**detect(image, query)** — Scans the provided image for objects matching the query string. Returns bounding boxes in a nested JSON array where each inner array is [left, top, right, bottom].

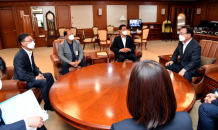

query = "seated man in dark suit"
[[198, 89, 218, 130], [0, 57, 46, 130], [13, 33, 54, 111], [165, 26, 201, 82], [59, 29, 87, 75], [110, 24, 139, 62]]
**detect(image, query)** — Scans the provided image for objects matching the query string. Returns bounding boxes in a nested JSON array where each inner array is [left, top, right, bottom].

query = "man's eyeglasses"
[[179, 33, 188, 35], [23, 39, 35, 43]]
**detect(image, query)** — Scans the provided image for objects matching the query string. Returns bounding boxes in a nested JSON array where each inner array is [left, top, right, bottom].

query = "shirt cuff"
[[23, 119, 29, 129], [35, 77, 37, 80], [215, 91, 218, 98]]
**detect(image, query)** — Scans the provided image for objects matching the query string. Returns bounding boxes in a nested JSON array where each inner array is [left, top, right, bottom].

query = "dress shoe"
[[44, 103, 54, 111]]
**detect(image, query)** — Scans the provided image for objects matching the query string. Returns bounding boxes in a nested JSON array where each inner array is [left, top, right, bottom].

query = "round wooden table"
[[49, 62, 196, 130]]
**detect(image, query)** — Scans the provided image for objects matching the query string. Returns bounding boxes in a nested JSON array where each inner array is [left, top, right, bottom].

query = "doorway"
[[0, 7, 18, 49]]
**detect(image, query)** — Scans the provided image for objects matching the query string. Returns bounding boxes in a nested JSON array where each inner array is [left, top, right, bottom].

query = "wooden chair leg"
[[83, 43, 85, 50], [138, 43, 140, 48], [100, 44, 101, 51], [141, 42, 142, 51], [145, 42, 147, 50], [93, 42, 95, 50]]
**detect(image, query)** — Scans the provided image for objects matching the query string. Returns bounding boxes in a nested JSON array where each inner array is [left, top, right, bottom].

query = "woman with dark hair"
[[111, 60, 193, 130]]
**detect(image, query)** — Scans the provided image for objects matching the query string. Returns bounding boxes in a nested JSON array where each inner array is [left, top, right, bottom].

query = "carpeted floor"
[[0, 40, 201, 130]]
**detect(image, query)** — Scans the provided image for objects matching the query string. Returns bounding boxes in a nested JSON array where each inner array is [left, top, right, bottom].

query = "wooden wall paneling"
[[157, 4, 168, 23], [56, 5, 70, 29], [127, 4, 139, 28], [93, 3, 107, 29], [0, 36, 2, 50], [206, 4, 218, 21], [192, 4, 207, 27], [0, 7, 19, 49], [33, 16, 39, 37], [14, 6, 31, 36], [22, 15, 34, 40]]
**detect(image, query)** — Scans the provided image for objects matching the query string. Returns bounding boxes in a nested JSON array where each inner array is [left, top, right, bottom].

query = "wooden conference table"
[[49, 62, 196, 130]]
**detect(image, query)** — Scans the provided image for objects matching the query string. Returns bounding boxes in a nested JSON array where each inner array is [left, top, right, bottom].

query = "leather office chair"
[[106, 35, 142, 63], [50, 39, 91, 80], [159, 40, 218, 96], [1, 67, 42, 104], [81, 29, 95, 50], [134, 29, 149, 50], [98, 29, 110, 51]]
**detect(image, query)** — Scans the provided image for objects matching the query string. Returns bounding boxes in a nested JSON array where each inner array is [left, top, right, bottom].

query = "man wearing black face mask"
[[13, 33, 54, 111], [110, 24, 139, 62], [59, 29, 87, 75]]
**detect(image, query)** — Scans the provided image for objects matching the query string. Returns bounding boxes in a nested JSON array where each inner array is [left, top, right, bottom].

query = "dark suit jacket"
[[110, 112, 193, 130], [110, 35, 136, 55], [170, 38, 201, 72], [0, 109, 26, 130], [13, 48, 41, 82]]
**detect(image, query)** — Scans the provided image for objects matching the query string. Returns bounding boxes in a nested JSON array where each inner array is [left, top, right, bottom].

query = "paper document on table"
[[97, 52, 107, 56], [0, 90, 49, 127]]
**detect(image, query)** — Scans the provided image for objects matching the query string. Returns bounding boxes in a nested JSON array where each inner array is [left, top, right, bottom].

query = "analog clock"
[[45, 11, 57, 47]]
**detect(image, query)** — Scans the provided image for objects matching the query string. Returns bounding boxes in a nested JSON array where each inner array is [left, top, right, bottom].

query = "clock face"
[[47, 13, 53, 20]]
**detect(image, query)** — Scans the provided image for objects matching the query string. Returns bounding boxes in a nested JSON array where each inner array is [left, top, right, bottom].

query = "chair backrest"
[[59, 28, 66, 37], [1, 67, 14, 80], [107, 25, 114, 34], [142, 29, 149, 40], [109, 35, 116, 47], [98, 30, 107, 41], [199, 40, 218, 64], [142, 26, 148, 29], [53, 39, 65, 56], [70, 27, 77, 36], [92, 26, 98, 36]]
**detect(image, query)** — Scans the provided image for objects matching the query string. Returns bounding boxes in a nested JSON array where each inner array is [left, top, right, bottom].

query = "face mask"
[[122, 30, 127, 36], [179, 35, 186, 42], [69, 35, 74, 41], [27, 41, 35, 49], [0, 79, 2, 90]]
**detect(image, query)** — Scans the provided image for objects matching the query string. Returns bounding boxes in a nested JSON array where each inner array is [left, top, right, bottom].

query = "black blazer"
[[110, 35, 136, 55], [13, 48, 41, 82], [110, 112, 193, 130], [171, 39, 201, 72], [0, 109, 26, 130]]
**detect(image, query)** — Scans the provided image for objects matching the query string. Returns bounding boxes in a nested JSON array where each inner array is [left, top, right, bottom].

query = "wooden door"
[[0, 7, 18, 49]]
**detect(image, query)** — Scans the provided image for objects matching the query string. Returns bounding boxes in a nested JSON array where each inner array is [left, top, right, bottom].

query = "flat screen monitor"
[[129, 19, 142, 28], [209, 21, 218, 30]]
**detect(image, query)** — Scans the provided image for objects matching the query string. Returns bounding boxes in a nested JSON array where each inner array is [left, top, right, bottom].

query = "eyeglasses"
[[23, 39, 35, 43], [179, 33, 188, 35]]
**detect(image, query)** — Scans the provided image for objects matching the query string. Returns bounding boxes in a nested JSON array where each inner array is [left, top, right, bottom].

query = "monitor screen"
[[129, 19, 142, 28]]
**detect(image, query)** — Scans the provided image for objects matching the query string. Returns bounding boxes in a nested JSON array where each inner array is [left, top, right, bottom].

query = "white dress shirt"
[[182, 38, 192, 54], [121, 35, 126, 48]]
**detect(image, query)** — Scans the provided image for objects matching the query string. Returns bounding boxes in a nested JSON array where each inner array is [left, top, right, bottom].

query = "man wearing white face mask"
[[13, 33, 54, 111], [0, 57, 47, 130], [110, 24, 139, 62], [165, 26, 201, 82], [59, 29, 87, 75]]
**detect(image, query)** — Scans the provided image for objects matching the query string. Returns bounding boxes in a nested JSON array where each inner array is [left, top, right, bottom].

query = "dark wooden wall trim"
[[0, 0, 217, 49]]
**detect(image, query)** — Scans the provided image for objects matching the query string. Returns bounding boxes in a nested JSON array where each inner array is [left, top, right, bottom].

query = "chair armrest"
[[134, 49, 142, 59], [106, 48, 115, 62], [202, 64, 218, 74], [17, 81, 27, 89], [1, 80, 19, 90], [50, 54, 62, 67]]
